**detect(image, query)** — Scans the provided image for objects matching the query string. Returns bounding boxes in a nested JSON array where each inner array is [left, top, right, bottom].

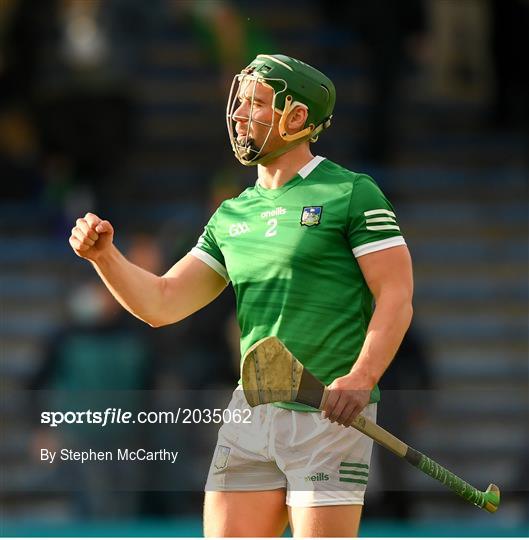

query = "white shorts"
[[205, 387, 376, 507]]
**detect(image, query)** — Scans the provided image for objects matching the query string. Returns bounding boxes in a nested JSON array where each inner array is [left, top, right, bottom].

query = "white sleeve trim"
[[352, 236, 406, 258], [190, 247, 230, 283]]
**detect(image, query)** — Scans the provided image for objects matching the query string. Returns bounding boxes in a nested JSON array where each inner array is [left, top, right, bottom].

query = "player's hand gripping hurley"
[[241, 337, 500, 513]]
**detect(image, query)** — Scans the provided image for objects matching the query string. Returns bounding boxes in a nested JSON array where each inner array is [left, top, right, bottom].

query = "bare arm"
[[323, 245, 414, 425], [69, 213, 227, 327], [351, 245, 414, 386]]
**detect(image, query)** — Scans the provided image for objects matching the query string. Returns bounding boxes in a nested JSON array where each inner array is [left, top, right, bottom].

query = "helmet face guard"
[[226, 54, 336, 166], [226, 72, 287, 166]]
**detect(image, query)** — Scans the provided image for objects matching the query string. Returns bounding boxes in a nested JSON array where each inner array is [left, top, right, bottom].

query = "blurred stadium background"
[[1, 0, 527, 537]]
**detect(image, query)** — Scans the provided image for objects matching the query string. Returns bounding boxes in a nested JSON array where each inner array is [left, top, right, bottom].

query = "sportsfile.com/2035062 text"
[[40, 408, 252, 427]]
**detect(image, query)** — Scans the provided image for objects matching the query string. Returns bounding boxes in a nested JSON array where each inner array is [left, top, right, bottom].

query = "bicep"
[[356, 245, 413, 301], [160, 253, 228, 324]]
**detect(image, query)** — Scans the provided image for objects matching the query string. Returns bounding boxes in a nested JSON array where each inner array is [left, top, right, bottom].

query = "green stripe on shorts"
[[339, 470, 369, 477], [339, 478, 368, 485], [340, 462, 369, 468]]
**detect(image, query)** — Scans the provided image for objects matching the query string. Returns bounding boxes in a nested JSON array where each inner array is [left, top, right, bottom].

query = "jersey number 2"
[[265, 218, 278, 237]]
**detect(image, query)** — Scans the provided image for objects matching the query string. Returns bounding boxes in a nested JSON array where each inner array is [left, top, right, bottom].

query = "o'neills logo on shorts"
[[305, 472, 329, 482]]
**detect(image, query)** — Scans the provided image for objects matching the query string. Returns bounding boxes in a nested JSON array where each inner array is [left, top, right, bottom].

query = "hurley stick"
[[241, 336, 500, 513]]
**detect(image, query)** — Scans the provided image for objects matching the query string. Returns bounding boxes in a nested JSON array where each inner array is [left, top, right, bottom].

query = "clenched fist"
[[69, 212, 114, 261]]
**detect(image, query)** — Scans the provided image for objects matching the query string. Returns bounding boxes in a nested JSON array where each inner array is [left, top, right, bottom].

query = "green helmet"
[[226, 54, 336, 165]]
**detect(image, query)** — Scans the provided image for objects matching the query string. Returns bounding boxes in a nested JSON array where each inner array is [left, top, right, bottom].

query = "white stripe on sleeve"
[[364, 209, 396, 217], [366, 216, 397, 224], [352, 236, 406, 258], [190, 247, 230, 283], [366, 224, 401, 231]]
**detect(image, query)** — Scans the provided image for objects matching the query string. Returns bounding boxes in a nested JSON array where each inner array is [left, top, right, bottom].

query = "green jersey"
[[192, 156, 405, 410]]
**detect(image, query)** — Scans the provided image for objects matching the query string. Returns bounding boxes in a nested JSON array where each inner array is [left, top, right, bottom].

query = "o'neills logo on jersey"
[[305, 472, 330, 482], [261, 207, 287, 219]]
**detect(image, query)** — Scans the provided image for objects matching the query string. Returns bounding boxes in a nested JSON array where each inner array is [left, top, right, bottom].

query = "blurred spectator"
[[0, 0, 165, 207], [32, 280, 153, 392], [168, 0, 274, 91], [30, 281, 153, 518], [427, 0, 492, 100], [320, 0, 427, 164]]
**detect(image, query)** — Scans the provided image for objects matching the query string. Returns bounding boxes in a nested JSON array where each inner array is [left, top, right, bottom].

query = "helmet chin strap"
[[244, 116, 331, 166], [236, 137, 260, 161]]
